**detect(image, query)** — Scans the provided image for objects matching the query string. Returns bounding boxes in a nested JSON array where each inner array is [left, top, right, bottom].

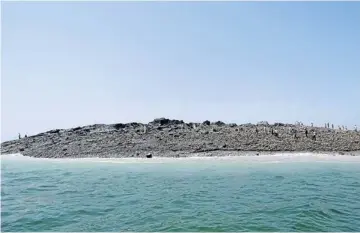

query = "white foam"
[[1, 152, 360, 164]]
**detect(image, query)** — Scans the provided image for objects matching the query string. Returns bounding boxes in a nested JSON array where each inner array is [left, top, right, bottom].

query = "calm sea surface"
[[1, 154, 360, 232]]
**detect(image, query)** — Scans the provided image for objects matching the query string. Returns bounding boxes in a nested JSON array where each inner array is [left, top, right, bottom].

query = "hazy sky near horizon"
[[2, 2, 360, 141]]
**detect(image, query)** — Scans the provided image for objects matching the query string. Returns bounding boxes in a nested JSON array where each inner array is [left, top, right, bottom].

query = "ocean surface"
[[1, 153, 360, 232]]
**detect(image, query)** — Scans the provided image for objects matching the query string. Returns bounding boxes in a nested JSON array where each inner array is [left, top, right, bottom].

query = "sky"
[[1, 2, 360, 141]]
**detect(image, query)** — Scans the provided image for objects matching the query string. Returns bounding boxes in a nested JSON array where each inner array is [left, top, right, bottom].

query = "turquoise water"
[[1, 155, 360, 232]]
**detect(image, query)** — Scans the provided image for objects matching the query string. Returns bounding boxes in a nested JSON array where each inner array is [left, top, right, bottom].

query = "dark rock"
[[203, 120, 211, 126], [151, 118, 170, 126], [274, 122, 285, 127], [113, 123, 126, 130], [229, 123, 237, 127], [170, 120, 184, 125], [128, 122, 140, 127], [19, 148, 25, 152], [146, 153, 152, 158], [214, 121, 225, 126], [47, 129, 61, 134]]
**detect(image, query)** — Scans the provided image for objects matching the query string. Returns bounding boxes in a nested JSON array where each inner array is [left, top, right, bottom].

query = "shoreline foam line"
[[2, 153, 360, 164]]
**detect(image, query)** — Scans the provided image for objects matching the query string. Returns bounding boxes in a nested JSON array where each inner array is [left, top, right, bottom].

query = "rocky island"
[[1, 118, 360, 158]]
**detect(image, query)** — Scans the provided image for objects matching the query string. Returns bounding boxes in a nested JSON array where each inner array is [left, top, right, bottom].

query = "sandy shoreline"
[[2, 151, 360, 164]]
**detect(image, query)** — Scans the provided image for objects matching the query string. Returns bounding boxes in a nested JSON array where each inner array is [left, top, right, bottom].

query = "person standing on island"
[[305, 128, 308, 138], [18, 133, 21, 139], [312, 131, 316, 141]]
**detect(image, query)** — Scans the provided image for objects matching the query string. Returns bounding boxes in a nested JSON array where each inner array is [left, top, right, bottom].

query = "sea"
[[1, 153, 360, 232]]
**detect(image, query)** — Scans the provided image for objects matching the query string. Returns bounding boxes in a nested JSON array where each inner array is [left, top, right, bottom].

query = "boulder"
[[274, 122, 285, 127], [113, 123, 126, 130], [214, 121, 225, 126], [151, 118, 170, 126], [146, 153, 152, 158], [128, 122, 140, 127], [47, 129, 61, 134], [202, 120, 211, 126], [170, 120, 184, 125]]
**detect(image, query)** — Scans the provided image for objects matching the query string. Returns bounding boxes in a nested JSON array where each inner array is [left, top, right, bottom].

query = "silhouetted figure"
[[305, 129, 308, 137], [312, 131, 316, 141], [332, 124, 334, 129], [25, 134, 27, 138], [327, 123, 330, 128], [271, 128, 274, 135], [18, 133, 21, 139]]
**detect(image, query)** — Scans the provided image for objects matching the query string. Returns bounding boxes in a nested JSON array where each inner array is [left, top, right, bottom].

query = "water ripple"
[[2, 158, 360, 231]]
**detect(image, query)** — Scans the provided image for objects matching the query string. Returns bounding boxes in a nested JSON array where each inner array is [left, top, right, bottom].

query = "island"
[[1, 118, 359, 158]]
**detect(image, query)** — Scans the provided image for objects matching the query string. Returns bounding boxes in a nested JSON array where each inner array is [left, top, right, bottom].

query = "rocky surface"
[[1, 118, 360, 158]]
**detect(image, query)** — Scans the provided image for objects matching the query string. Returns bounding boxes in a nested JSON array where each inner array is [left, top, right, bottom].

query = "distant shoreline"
[[1, 118, 359, 158]]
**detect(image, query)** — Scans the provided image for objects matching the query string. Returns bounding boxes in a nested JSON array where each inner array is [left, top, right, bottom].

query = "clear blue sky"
[[2, 2, 360, 141]]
